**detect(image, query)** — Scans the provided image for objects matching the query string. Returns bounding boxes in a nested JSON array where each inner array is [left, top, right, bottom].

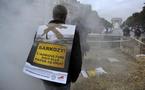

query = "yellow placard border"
[[33, 42, 67, 68]]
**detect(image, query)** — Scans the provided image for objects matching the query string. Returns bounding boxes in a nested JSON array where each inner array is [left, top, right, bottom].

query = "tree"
[[100, 18, 113, 30], [122, 3, 145, 31]]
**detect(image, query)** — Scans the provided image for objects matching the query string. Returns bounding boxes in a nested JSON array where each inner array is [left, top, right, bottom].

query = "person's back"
[[42, 5, 82, 90]]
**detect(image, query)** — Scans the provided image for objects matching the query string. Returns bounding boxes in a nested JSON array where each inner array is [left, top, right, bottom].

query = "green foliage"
[[123, 4, 145, 29], [100, 18, 113, 29]]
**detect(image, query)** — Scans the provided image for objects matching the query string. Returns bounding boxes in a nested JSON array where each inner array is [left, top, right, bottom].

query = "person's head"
[[53, 5, 67, 22]]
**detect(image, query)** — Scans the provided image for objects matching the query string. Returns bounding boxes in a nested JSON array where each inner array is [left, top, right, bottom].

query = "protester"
[[134, 28, 141, 39], [41, 5, 82, 90]]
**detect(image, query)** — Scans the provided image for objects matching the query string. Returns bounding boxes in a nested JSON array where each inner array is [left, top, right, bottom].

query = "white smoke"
[[0, 0, 104, 90], [0, 0, 58, 90]]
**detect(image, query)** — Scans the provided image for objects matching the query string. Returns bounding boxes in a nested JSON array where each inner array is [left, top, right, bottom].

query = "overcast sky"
[[77, 0, 145, 21]]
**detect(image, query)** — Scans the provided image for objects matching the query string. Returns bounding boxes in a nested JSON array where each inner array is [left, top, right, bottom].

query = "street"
[[72, 34, 145, 90]]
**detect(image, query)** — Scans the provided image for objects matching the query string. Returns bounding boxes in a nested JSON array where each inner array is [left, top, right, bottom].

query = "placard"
[[23, 24, 76, 84], [33, 43, 67, 68]]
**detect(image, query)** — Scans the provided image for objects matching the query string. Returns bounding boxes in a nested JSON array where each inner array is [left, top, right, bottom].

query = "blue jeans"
[[43, 80, 71, 90]]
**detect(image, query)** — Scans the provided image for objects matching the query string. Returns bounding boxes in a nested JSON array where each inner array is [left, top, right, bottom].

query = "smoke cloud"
[[0, 0, 103, 90], [0, 0, 58, 90]]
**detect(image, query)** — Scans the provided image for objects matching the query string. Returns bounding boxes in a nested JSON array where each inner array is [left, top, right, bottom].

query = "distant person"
[[123, 26, 130, 37], [41, 5, 82, 90], [134, 28, 141, 39]]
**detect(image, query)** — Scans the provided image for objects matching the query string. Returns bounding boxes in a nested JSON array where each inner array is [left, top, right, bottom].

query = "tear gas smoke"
[[0, 0, 104, 90]]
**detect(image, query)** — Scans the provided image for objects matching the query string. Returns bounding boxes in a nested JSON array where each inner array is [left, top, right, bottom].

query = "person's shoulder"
[[74, 28, 80, 36], [49, 19, 65, 24]]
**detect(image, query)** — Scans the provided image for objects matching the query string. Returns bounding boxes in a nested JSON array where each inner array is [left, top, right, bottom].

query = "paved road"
[[83, 34, 136, 75], [83, 47, 136, 75], [71, 37, 138, 90]]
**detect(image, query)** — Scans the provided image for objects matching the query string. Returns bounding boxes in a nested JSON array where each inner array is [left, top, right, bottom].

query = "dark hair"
[[53, 5, 67, 21]]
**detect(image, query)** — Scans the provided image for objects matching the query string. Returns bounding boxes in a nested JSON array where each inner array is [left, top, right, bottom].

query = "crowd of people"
[[122, 25, 145, 39]]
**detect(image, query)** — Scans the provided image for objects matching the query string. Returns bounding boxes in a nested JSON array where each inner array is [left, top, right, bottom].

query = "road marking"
[[107, 57, 120, 63]]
